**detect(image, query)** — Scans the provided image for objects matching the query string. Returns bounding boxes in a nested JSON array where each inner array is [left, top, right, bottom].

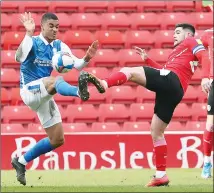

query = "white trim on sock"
[[18, 155, 27, 166], [155, 171, 166, 178], [204, 156, 211, 163], [102, 80, 108, 89]]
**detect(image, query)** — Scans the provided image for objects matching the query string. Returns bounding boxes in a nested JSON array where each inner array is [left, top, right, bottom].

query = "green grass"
[[1, 169, 213, 192], [203, 0, 213, 6]]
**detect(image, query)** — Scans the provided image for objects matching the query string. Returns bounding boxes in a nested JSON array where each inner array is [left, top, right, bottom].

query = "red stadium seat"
[[1, 50, 19, 68], [172, 103, 192, 121], [76, 86, 108, 105], [195, 30, 206, 39], [84, 67, 110, 79], [191, 103, 207, 121], [166, 121, 184, 131], [95, 30, 125, 49], [1, 69, 19, 87], [130, 13, 161, 31], [1, 88, 11, 105], [125, 31, 155, 49], [140, 1, 167, 12], [181, 86, 198, 104], [185, 121, 206, 131], [160, 13, 194, 30], [55, 13, 72, 32], [99, 104, 130, 122], [154, 30, 174, 48], [90, 49, 120, 67], [63, 30, 95, 49], [130, 103, 154, 121], [91, 122, 121, 132], [136, 86, 155, 103], [57, 105, 67, 122], [197, 87, 207, 103], [19, 1, 50, 13], [28, 123, 46, 133], [49, 1, 81, 13], [71, 13, 101, 31], [191, 68, 202, 85], [101, 13, 131, 31], [122, 122, 150, 131], [3, 31, 25, 50], [190, 12, 213, 30], [118, 49, 146, 67], [108, 1, 140, 13], [167, 1, 196, 12], [80, 1, 109, 13], [1, 124, 27, 133], [107, 86, 137, 104], [63, 123, 89, 132], [53, 94, 75, 105], [71, 49, 86, 58], [11, 87, 23, 105], [2, 106, 37, 123], [1, 1, 20, 13], [148, 49, 172, 65], [1, 14, 12, 32], [66, 104, 99, 123]]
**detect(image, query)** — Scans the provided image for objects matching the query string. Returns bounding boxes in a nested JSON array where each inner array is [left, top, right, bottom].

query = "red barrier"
[[2, 132, 212, 170]]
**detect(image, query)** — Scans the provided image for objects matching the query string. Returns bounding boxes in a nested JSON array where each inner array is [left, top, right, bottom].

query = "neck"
[[41, 33, 53, 44]]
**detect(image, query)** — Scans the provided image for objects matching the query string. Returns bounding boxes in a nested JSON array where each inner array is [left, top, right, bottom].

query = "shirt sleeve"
[[200, 32, 208, 48], [186, 37, 206, 55], [145, 57, 163, 69]]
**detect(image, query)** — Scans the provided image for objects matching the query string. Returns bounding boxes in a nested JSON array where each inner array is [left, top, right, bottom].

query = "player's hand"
[[84, 40, 99, 62], [20, 12, 35, 36], [134, 46, 148, 61], [201, 78, 211, 94]]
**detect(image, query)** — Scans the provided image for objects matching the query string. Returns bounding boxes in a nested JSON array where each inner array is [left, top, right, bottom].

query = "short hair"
[[41, 12, 58, 23], [175, 23, 195, 35]]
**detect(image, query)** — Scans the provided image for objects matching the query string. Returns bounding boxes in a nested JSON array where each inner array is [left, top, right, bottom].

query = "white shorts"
[[20, 78, 62, 128]]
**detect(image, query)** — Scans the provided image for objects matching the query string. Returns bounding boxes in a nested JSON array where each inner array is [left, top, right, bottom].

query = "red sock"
[[203, 129, 213, 156], [153, 139, 167, 171], [105, 72, 128, 88]]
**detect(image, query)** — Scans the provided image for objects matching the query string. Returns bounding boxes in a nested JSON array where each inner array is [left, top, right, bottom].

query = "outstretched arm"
[[15, 12, 35, 63], [134, 46, 163, 69]]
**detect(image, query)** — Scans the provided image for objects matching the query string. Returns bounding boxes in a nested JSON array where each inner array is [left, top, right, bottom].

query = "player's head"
[[174, 23, 195, 46], [41, 13, 59, 43]]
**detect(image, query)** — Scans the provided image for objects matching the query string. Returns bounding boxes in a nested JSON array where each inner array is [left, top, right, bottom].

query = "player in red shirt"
[[78, 23, 209, 187], [200, 28, 213, 179]]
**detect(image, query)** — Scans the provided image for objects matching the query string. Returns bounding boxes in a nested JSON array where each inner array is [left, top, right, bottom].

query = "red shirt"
[[200, 28, 213, 78]]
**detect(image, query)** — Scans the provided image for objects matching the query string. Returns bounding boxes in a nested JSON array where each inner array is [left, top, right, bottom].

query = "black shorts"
[[143, 66, 184, 124], [207, 81, 214, 115]]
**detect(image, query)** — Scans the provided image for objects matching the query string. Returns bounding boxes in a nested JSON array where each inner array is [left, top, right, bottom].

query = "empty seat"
[[1, 88, 11, 105], [53, 94, 75, 105], [99, 104, 130, 122], [195, 30, 206, 39], [19, 1, 50, 13], [28, 123, 46, 133], [1, 50, 19, 68], [185, 121, 206, 131], [66, 104, 99, 123], [49, 1, 81, 13], [11, 87, 23, 105], [140, 1, 167, 12], [1, 124, 27, 133], [125, 31, 154, 49], [71, 49, 86, 58], [148, 49, 172, 65], [197, 87, 207, 103], [3, 106, 37, 123], [166, 121, 184, 131], [3, 31, 25, 50], [122, 121, 150, 131], [71, 13, 101, 30], [130, 13, 161, 31], [56, 13, 72, 32], [63, 30, 95, 49], [130, 103, 154, 121], [90, 49, 120, 67], [80, 1, 109, 13], [1, 69, 19, 87], [108, 86, 137, 104], [108, 1, 140, 13], [1, 14, 12, 32], [118, 49, 146, 67], [154, 30, 174, 48], [101, 13, 131, 31], [181, 86, 198, 104], [1, 1, 19, 13], [136, 86, 155, 103], [92, 122, 121, 132], [63, 123, 89, 132], [191, 68, 202, 85], [167, 1, 196, 12], [172, 103, 192, 121], [95, 30, 125, 49], [84, 67, 110, 79], [190, 12, 213, 30], [191, 103, 207, 121]]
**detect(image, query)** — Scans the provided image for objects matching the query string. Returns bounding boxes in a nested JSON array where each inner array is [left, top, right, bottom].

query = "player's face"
[[173, 27, 192, 46], [41, 19, 59, 42]]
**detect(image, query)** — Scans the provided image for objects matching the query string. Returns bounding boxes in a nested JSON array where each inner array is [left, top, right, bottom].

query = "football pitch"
[[1, 169, 213, 192]]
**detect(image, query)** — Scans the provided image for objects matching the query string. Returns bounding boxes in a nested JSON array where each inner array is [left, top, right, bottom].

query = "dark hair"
[[41, 12, 58, 23], [175, 23, 195, 35]]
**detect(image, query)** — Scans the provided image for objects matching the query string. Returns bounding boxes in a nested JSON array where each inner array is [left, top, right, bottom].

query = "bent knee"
[[50, 137, 65, 148]]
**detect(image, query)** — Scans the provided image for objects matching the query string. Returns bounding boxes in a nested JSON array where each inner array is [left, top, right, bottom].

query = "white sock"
[[155, 170, 166, 178], [18, 155, 28, 166], [101, 80, 108, 89], [204, 156, 211, 164]]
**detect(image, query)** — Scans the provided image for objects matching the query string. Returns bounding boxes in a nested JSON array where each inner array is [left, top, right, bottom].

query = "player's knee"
[[51, 136, 65, 148], [120, 67, 132, 80]]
